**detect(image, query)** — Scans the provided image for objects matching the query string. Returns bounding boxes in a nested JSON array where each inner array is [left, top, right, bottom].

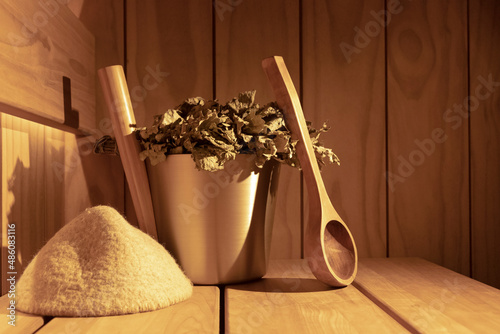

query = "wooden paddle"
[[98, 65, 158, 240], [262, 56, 357, 287]]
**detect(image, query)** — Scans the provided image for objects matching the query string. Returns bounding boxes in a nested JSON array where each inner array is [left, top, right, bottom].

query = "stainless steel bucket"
[[147, 154, 280, 284]]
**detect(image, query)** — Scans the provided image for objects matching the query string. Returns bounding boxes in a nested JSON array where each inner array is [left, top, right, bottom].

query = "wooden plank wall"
[[0, 0, 96, 133], [387, 1, 470, 274], [126, 0, 500, 288], [469, 0, 500, 288], [126, 0, 303, 259], [215, 0, 302, 259], [2, 0, 498, 293], [0, 0, 125, 294], [302, 0, 387, 258]]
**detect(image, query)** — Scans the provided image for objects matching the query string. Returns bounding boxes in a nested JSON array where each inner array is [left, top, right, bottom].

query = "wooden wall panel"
[[1, 115, 47, 296], [0, 0, 95, 133], [125, 0, 213, 228], [126, 0, 213, 127], [77, 0, 126, 218], [387, 0, 469, 275], [302, 0, 386, 258], [216, 0, 301, 259], [469, 0, 500, 288], [0, 114, 89, 295], [2, 0, 499, 293], [0, 0, 125, 294], [80, 0, 125, 133]]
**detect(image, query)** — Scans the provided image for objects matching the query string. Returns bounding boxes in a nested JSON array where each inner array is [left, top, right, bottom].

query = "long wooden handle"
[[98, 65, 158, 240], [262, 56, 328, 207]]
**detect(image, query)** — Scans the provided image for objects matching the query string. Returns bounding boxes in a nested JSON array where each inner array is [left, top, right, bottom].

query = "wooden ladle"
[[262, 56, 358, 287]]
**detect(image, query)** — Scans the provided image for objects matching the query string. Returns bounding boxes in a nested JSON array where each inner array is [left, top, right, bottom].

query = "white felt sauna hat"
[[16, 205, 193, 316]]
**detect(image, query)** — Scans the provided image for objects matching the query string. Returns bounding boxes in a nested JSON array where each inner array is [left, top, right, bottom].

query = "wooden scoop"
[[262, 56, 357, 287], [98, 65, 158, 240]]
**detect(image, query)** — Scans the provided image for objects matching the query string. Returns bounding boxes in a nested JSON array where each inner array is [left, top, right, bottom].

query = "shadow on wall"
[[1, 118, 125, 294], [3, 145, 67, 294]]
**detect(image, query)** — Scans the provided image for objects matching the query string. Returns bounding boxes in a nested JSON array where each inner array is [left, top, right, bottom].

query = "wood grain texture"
[[387, 0, 469, 274], [354, 257, 500, 333], [126, 0, 212, 127], [125, 0, 213, 229], [0, 0, 95, 132], [225, 259, 406, 333], [469, 0, 500, 289], [262, 56, 357, 287], [98, 66, 158, 239], [79, 0, 125, 135], [302, 0, 387, 258], [0, 294, 44, 334], [0, 0, 125, 294], [37, 286, 219, 334], [0, 114, 88, 295], [216, 0, 301, 259], [0, 117, 123, 295], [2, 114, 51, 295], [77, 0, 126, 223]]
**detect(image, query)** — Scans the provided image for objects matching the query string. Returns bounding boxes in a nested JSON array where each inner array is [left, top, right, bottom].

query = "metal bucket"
[[147, 154, 280, 284]]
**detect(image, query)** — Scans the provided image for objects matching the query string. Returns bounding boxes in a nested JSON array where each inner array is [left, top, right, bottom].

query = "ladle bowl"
[[262, 56, 358, 287]]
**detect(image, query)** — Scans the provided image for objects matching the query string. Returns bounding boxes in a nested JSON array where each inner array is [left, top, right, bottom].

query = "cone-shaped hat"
[[16, 205, 192, 316]]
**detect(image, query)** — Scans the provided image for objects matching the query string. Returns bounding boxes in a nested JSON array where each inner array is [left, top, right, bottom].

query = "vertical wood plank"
[[2, 114, 46, 295], [0, 0, 95, 133], [77, 0, 126, 216], [469, 0, 500, 289], [1, 0, 126, 295], [1, 114, 72, 295], [216, 0, 301, 259], [126, 0, 213, 228], [126, 0, 213, 127], [302, 0, 387, 258], [387, 0, 469, 274], [79, 0, 125, 131]]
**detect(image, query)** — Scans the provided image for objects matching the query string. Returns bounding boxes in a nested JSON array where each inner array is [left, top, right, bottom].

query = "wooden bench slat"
[[354, 257, 500, 333], [225, 259, 407, 333], [0, 294, 45, 334], [37, 286, 219, 334]]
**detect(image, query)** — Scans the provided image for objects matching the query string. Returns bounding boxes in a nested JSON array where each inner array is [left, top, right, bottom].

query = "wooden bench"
[[1, 258, 499, 333]]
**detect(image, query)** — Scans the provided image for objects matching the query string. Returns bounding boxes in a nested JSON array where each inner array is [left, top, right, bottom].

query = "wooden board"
[[37, 286, 219, 334], [0, 0, 125, 294], [79, 0, 125, 131], [225, 259, 406, 333], [0, 114, 118, 295], [126, 0, 212, 127], [1, 114, 66, 295], [125, 0, 213, 229], [386, 0, 469, 274], [302, 0, 387, 258], [0, 0, 95, 133], [216, 0, 301, 259], [0, 294, 45, 334], [77, 0, 127, 227], [354, 257, 500, 333], [469, 0, 500, 289]]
